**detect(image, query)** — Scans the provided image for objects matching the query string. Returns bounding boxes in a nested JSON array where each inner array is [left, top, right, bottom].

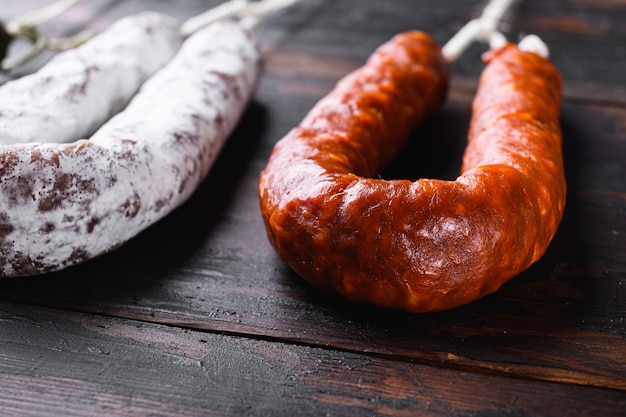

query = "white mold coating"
[[0, 20, 261, 276], [0, 12, 183, 145]]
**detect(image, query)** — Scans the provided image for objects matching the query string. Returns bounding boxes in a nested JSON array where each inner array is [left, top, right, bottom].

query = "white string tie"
[[180, 0, 301, 36], [442, 0, 516, 62]]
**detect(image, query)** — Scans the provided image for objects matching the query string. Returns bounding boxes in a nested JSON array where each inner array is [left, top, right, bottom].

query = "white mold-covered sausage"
[[0, 11, 183, 144], [0, 20, 260, 276]]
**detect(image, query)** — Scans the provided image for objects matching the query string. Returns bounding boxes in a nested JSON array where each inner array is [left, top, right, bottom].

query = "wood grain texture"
[[2, 303, 625, 417], [1, 0, 625, 415]]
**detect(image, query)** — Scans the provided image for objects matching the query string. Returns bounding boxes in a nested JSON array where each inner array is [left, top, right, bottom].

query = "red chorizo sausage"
[[258, 33, 565, 312]]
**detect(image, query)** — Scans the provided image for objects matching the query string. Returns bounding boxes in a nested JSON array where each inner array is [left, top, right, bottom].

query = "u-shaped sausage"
[[258, 32, 565, 312]]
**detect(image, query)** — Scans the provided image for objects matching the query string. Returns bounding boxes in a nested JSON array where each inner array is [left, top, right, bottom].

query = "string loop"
[[442, 0, 516, 62]]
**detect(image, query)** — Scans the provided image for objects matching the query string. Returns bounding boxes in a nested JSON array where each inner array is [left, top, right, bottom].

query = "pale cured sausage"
[[0, 12, 183, 145], [0, 20, 260, 276]]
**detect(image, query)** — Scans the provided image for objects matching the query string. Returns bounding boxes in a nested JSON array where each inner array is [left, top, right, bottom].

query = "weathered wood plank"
[[1, 303, 625, 417]]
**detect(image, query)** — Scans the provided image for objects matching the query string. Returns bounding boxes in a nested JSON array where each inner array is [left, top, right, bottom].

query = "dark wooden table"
[[1, 0, 625, 415]]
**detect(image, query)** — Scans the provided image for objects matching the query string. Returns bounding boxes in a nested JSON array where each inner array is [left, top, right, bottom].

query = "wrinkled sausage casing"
[[258, 31, 565, 313]]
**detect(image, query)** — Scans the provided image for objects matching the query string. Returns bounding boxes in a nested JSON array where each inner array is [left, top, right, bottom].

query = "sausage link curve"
[[258, 33, 565, 312]]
